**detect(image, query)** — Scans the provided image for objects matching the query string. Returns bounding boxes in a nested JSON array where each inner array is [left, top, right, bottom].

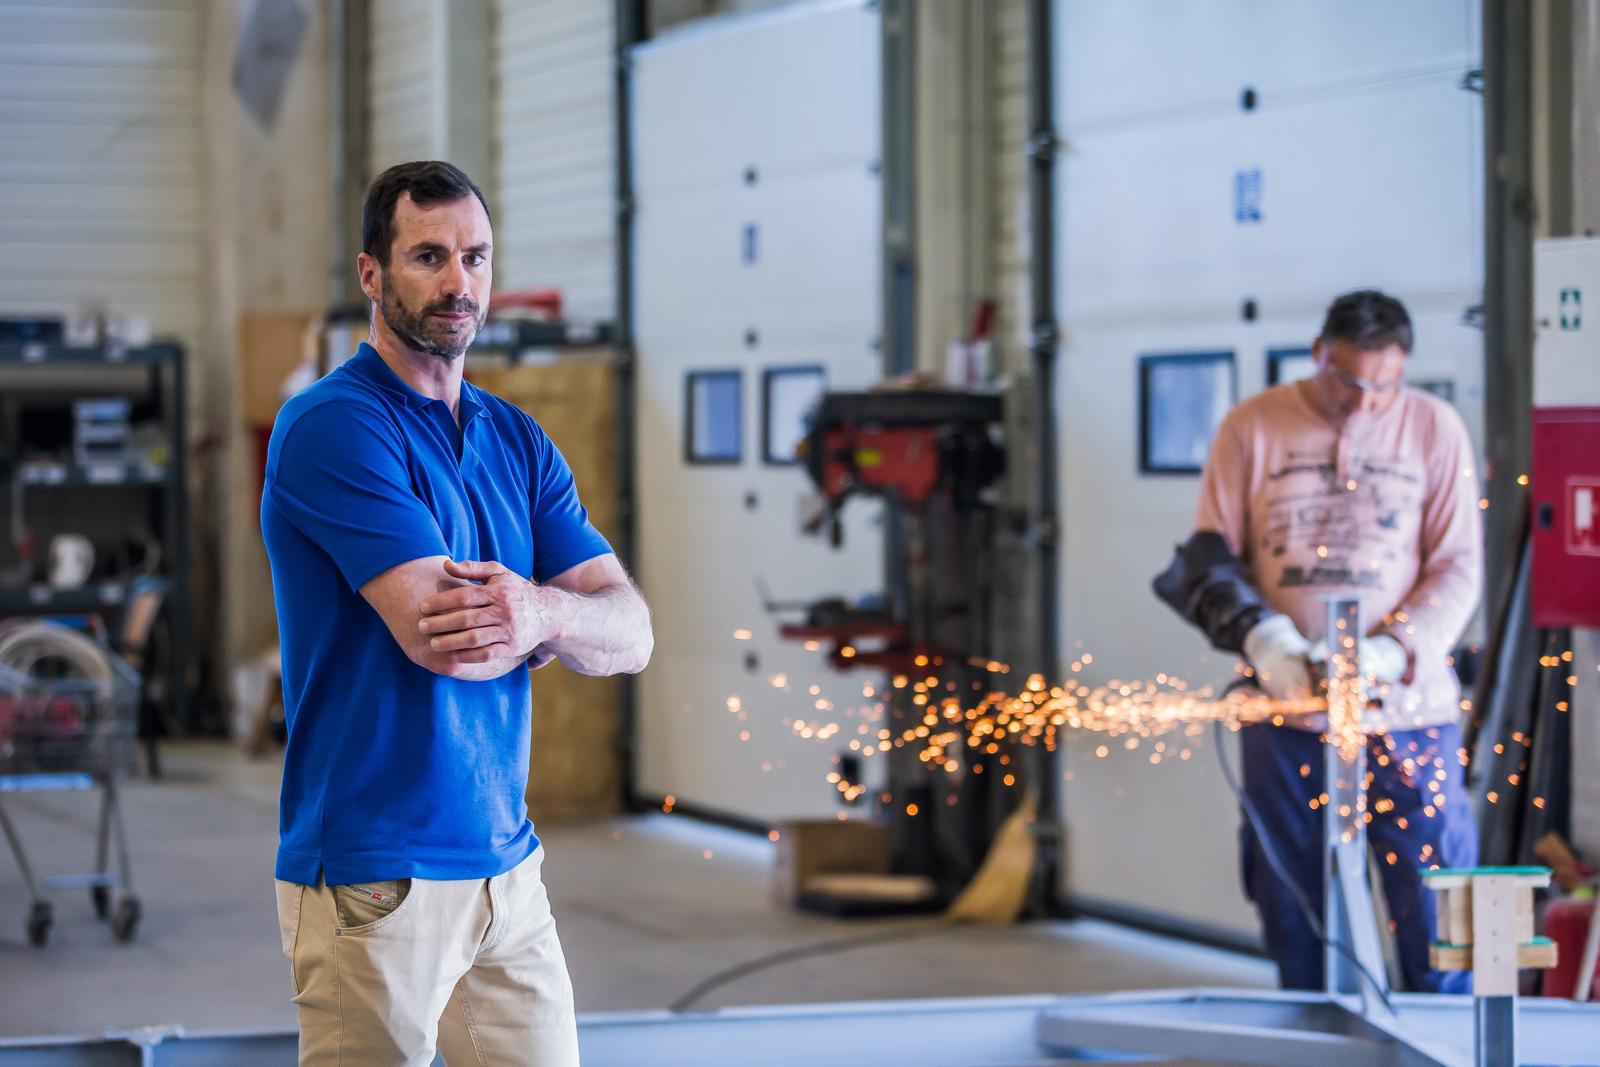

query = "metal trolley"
[[0, 652, 142, 946]]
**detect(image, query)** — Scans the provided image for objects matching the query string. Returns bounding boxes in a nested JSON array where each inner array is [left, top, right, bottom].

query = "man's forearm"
[[1152, 530, 1276, 653], [448, 652, 534, 682], [539, 583, 653, 676], [1381, 561, 1479, 670]]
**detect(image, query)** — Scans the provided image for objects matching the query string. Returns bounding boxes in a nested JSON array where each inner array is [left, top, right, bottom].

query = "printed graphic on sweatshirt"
[[1257, 447, 1421, 593]]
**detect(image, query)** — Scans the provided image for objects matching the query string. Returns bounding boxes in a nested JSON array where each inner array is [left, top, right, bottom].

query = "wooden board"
[[468, 357, 620, 542], [1473, 876, 1522, 995], [470, 356, 623, 823], [238, 311, 319, 426], [1429, 939, 1559, 973], [803, 872, 938, 903]]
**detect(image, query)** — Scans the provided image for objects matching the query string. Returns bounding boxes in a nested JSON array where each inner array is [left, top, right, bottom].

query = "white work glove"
[[1361, 635, 1410, 684], [1242, 615, 1314, 701], [1308, 633, 1410, 687]]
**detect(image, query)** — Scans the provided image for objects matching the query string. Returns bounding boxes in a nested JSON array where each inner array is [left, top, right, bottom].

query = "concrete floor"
[[0, 741, 1272, 1041]]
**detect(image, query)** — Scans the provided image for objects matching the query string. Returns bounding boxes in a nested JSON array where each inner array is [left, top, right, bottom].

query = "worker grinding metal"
[[1154, 290, 1481, 993], [260, 161, 652, 1065]]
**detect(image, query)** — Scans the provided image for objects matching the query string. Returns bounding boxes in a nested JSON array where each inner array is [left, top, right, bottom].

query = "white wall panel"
[[1062, 73, 1482, 328], [634, 0, 885, 822], [494, 0, 615, 318], [632, 1, 877, 195], [1054, 2, 1484, 936], [635, 170, 880, 346], [0, 0, 203, 345], [1060, 0, 1477, 134]]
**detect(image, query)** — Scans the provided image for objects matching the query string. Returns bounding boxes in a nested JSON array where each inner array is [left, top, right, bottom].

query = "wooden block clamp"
[[1423, 866, 1557, 995]]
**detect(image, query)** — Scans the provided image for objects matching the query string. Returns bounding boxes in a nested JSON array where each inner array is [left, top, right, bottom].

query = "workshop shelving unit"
[[0, 341, 191, 765]]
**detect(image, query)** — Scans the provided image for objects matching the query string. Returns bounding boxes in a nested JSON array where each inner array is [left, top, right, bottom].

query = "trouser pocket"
[[333, 880, 411, 930], [273, 880, 306, 996]]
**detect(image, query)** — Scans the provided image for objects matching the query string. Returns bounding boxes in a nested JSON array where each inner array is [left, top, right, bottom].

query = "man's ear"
[[1310, 336, 1326, 368], [357, 252, 382, 304]]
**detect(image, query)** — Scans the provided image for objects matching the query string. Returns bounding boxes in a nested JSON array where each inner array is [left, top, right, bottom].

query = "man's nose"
[[439, 258, 470, 301]]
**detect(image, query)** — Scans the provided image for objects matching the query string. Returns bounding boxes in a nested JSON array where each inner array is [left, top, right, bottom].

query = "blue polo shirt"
[[261, 343, 611, 886]]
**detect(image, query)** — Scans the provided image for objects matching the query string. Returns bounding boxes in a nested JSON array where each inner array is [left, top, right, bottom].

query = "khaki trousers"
[[275, 846, 579, 1066]]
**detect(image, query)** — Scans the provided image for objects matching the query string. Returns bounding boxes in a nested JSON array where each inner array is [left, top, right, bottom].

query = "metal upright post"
[[1025, 0, 1062, 916], [613, 0, 643, 812], [1475, 995, 1515, 1067], [1322, 596, 1390, 1012]]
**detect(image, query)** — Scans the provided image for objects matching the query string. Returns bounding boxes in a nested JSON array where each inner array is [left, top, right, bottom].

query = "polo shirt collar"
[[458, 379, 490, 427], [349, 342, 487, 425], [349, 342, 428, 409]]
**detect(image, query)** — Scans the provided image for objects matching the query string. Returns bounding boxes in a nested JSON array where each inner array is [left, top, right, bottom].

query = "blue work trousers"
[[1237, 722, 1478, 994]]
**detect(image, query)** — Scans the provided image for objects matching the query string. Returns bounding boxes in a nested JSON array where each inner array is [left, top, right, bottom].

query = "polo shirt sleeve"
[[527, 420, 613, 582], [266, 400, 450, 591]]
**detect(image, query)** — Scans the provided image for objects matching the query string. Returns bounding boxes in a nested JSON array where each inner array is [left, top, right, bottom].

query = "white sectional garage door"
[[0, 0, 204, 349], [1052, 0, 1484, 936], [632, 1, 886, 823]]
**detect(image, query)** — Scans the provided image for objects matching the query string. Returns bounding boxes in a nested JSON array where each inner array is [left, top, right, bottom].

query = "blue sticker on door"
[[1234, 167, 1263, 224]]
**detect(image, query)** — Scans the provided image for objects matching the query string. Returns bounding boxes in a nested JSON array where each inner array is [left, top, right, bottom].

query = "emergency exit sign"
[[1534, 236, 1600, 407], [1560, 287, 1583, 330]]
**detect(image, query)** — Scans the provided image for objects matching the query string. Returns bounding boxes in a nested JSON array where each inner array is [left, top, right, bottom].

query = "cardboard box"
[[238, 311, 319, 427]]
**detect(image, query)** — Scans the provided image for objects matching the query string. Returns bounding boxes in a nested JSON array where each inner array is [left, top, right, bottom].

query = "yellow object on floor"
[[946, 794, 1038, 925]]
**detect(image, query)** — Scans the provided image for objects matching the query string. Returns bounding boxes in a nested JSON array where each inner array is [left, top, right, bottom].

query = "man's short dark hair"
[[362, 161, 492, 267], [1319, 289, 1413, 354]]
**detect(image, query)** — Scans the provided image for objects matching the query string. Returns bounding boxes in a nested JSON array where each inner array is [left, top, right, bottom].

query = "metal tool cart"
[[0, 620, 143, 946], [0, 339, 194, 766]]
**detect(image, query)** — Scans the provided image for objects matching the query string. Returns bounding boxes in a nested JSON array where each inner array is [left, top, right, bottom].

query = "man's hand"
[[1309, 633, 1410, 688], [418, 559, 558, 665], [1359, 635, 1409, 685], [1242, 614, 1314, 701]]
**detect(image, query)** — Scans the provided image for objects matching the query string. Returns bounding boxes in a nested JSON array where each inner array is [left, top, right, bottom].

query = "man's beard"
[[378, 274, 485, 360]]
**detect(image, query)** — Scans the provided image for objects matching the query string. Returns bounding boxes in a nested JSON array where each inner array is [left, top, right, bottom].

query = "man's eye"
[[466, 254, 486, 267], [417, 251, 438, 265]]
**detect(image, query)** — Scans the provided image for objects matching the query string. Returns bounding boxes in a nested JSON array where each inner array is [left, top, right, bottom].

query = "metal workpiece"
[[1474, 995, 1515, 1067], [1036, 987, 1600, 1067], [1322, 595, 1390, 1013]]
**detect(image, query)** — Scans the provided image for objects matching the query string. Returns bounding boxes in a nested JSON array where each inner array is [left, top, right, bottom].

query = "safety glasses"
[[1323, 363, 1405, 394]]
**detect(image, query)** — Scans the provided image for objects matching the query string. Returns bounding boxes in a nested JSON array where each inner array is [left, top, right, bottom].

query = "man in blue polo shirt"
[[262, 160, 652, 1066]]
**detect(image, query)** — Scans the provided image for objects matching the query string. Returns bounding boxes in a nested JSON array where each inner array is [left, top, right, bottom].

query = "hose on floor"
[[669, 921, 950, 1013], [1212, 720, 1395, 1012]]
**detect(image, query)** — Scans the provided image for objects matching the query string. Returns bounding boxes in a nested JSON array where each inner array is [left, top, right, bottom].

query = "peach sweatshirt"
[[1194, 381, 1483, 731]]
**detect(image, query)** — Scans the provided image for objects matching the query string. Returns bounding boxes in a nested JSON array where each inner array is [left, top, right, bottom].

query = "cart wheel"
[[26, 901, 52, 948], [91, 885, 111, 920], [111, 897, 141, 943]]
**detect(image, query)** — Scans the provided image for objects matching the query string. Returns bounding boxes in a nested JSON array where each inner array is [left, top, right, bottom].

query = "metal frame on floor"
[[1035, 595, 1600, 1067], [5, 992, 1600, 1067]]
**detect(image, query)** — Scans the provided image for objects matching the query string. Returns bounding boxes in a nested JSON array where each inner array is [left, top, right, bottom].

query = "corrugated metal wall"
[[493, 0, 615, 318], [0, 0, 204, 346], [368, 0, 437, 176], [991, 0, 1029, 367]]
